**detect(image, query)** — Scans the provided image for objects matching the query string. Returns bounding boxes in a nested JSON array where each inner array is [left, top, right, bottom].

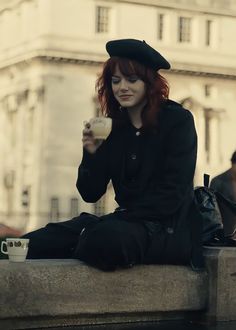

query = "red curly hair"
[[96, 57, 169, 129]]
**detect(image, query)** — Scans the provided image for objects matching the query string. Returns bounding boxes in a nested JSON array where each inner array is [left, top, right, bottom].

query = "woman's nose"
[[119, 79, 128, 90]]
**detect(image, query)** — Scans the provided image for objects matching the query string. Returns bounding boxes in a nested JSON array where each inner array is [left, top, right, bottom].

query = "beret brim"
[[106, 39, 170, 71]]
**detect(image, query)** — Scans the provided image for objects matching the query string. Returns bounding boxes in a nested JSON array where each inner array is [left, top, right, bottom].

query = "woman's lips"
[[119, 95, 132, 99]]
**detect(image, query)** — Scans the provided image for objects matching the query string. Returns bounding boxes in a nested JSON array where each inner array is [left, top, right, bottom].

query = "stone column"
[[209, 113, 219, 168], [2, 93, 20, 227], [194, 107, 206, 185], [0, 98, 8, 221], [217, 110, 225, 165], [25, 85, 45, 232], [197, 108, 206, 166]]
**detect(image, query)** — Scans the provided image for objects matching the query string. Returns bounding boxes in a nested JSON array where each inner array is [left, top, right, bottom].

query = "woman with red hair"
[[23, 39, 202, 270]]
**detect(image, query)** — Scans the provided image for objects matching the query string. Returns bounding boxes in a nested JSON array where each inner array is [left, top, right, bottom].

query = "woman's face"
[[111, 65, 146, 108]]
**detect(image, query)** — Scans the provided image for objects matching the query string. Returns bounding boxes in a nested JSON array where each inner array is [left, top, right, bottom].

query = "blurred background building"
[[0, 0, 236, 232]]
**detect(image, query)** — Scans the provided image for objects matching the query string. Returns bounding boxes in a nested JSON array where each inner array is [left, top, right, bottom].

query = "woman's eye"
[[128, 76, 139, 83], [111, 78, 120, 84]]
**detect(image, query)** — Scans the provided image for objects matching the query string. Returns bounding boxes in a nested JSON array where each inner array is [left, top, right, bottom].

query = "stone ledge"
[[0, 259, 207, 329], [1, 247, 236, 329]]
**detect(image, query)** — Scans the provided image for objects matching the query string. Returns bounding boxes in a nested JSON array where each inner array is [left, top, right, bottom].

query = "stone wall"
[[0, 247, 236, 329]]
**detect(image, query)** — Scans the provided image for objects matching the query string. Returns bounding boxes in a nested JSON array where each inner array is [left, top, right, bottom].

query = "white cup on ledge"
[[1, 238, 29, 262]]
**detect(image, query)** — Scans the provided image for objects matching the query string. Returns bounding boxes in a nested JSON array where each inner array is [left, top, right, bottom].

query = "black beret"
[[106, 38, 171, 71]]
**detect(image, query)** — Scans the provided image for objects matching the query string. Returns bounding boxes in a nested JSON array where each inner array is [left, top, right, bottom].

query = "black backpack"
[[194, 174, 236, 246]]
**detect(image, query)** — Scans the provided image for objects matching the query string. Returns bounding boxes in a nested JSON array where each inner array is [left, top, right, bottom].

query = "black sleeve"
[[133, 110, 197, 217], [76, 141, 110, 203]]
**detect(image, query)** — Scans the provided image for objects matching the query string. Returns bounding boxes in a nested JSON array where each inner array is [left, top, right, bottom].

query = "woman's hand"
[[82, 122, 103, 154]]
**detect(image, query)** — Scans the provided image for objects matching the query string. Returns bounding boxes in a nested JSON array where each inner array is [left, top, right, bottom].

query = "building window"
[[4, 171, 15, 189], [50, 197, 59, 221], [22, 187, 30, 208], [157, 14, 164, 40], [96, 6, 109, 33], [70, 198, 79, 218], [204, 84, 212, 97], [178, 17, 191, 43], [205, 20, 212, 46], [94, 195, 106, 217]]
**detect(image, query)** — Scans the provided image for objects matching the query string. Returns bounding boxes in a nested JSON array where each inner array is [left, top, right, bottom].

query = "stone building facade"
[[0, 0, 236, 231]]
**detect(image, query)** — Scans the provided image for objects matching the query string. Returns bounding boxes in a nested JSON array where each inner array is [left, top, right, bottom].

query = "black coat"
[[76, 100, 203, 269]]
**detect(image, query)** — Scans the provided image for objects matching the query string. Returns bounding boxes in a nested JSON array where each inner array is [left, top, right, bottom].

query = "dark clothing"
[[24, 210, 186, 270], [210, 169, 236, 202], [77, 100, 199, 265], [25, 213, 151, 271], [210, 169, 236, 239], [78, 100, 197, 221], [24, 100, 202, 270]]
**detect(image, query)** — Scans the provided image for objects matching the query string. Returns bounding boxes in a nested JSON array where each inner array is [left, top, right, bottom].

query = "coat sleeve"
[[76, 141, 111, 203], [133, 109, 197, 218]]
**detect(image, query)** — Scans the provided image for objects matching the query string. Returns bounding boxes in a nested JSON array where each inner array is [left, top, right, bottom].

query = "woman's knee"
[[74, 222, 132, 270]]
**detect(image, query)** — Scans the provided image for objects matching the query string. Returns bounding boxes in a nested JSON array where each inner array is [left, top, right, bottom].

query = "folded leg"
[[23, 213, 100, 259], [74, 218, 149, 270]]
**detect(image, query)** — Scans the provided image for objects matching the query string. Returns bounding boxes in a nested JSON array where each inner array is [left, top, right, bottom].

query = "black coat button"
[[166, 227, 174, 234]]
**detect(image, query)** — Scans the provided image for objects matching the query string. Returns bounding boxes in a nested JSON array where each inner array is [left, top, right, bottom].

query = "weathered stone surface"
[[204, 246, 236, 322], [4, 247, 236, 329], [0, 259, 207, 323]]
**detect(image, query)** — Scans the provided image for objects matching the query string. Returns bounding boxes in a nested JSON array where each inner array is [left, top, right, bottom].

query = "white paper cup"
[[89, 117, 112, 140], [1, 238, 29, 262]]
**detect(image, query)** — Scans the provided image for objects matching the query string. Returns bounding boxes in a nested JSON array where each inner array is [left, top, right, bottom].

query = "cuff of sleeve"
[[81, 145, 106, 170]]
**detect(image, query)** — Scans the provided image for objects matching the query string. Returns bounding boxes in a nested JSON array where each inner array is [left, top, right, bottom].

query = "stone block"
[[203, 246, 236, 322], [0, 259, 207, 329]]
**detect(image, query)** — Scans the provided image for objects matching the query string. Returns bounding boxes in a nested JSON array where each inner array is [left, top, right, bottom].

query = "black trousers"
[[23, 212, 167, 271]]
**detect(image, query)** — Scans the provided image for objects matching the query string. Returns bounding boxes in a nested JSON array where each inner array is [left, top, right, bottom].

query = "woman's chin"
[[119, 101, 134, 108]]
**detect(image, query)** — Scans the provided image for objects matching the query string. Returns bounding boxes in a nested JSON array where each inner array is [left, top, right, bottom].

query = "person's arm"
[[132, 109, 197, 218], [76, 142, 110, 202], [76, 121, 111, 203]]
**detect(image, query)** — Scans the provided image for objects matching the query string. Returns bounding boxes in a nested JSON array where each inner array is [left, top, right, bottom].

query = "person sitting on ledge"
[[22, 38, 203, 271], [210, 150, 236, 203]]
